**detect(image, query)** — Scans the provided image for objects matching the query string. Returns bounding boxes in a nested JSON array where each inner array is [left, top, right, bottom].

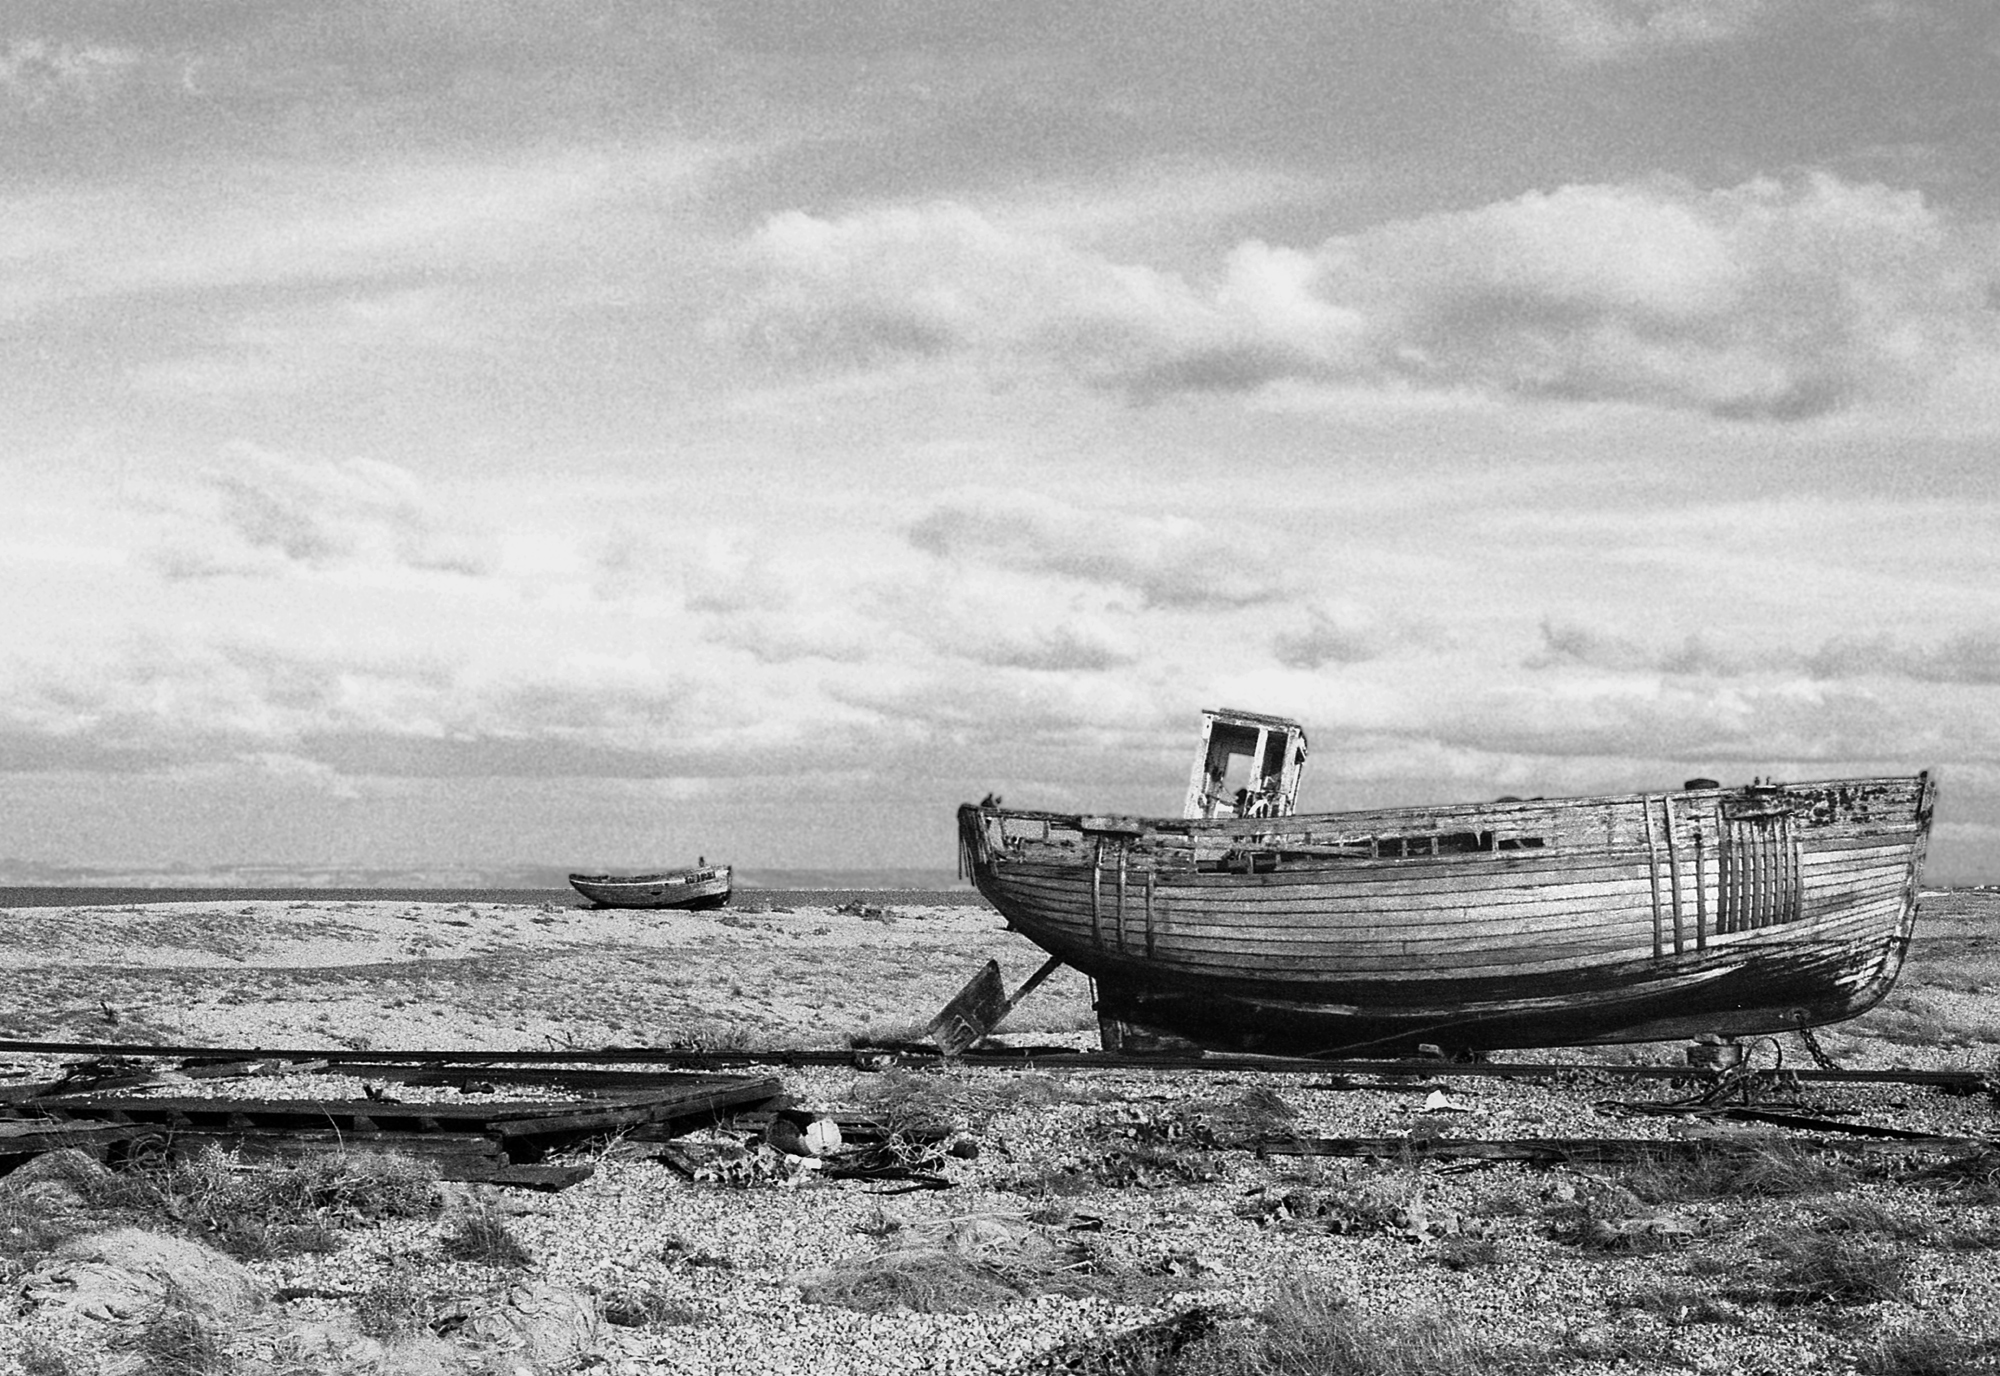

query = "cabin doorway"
[[1183, 708, 1309, 820]]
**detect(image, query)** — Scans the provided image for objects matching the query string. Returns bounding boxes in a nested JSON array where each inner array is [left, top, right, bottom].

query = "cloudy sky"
[[5, 1, 1999, 882]]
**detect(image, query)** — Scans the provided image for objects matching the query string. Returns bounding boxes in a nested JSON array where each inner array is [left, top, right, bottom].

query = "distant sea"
[[0, 880, 983, 911], [0, 865, 975, 910]]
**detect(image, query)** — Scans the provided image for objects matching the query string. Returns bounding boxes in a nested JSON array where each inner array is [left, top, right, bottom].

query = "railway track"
[[1, 1035, 1992, 1090]]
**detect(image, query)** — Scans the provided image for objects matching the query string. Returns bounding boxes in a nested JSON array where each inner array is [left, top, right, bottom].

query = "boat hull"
[[957, 775, 1936, 1056], [567, 867, 732, 910]]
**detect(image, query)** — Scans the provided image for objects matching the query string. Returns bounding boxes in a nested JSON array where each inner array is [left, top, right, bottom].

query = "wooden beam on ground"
[[0, 1118, 146, 1163], [489, 1076, 782, 1142], [1254, 1134, 1993, 1165]]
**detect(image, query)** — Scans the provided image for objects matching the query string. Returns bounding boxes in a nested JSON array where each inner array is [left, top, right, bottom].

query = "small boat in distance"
[[568, 860, 732, 910], [957, 708, 1937, 1057]]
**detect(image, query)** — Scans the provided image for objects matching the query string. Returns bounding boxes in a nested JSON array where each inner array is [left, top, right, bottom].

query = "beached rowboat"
[[568, 863, 732, 910], [956, 709, 1937, 1056]]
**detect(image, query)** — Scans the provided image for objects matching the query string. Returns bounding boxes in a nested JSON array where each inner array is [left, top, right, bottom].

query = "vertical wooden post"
[[1144, 869, 1156, 959], [1792, 816, 1808, 924], [1692, 811, 1708, 950], [1115, 844, 1128, 953], [1662, 798, 1685, 955], [1750, 821, 1768, 929], [1090, 840, 1103, 949], [1642, 798, 1664, 960], [1725, 819, 1742, 934]]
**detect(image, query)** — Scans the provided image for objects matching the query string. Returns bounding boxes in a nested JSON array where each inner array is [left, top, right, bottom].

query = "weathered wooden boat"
[[956, 708, 1937, 1056], [568, 862, 731, 910]]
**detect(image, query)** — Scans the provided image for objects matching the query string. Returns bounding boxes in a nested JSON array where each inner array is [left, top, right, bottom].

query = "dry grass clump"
[[6, 1146, 156, 1210], [440, 1208, 531, 1267], [1857, 1324, 2000, 1376], [3, 1145, 439, 1267], [1170, 1087, 1298, 1145], [164, 1146, 437, 1259], [1758, 1229, 1908, 1304], [2, 1150, 156, 1273], [1032, 1309, 1218, 1374], [1, 1193, 77, 1269], [122, 1281, 229, 1376], [795, 1211, 1135, 1314], [1616, 1280, 1748, 1327], [598, 1282, 708, 1328], [1539, 1175, 1687, 1254], [1809, 1196, 1932, 1243], [1433, 1235, 1501, 1270], [1908, 1149, 2000, 1204], [795, 1247, 1022, 1314], [352, 1269, 430, 1342], [11, 1336, 76, 1376], [1618, 1142, 1854, 1203], [1170, 1282, 1506, 1376], [846, 1067, 1095, 1140], [1239, 1169, 1439, 1239]]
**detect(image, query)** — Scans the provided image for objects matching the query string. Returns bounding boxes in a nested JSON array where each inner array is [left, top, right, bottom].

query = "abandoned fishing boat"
[[568, 861, 731, 910], [955, 708, 1937, 1056]]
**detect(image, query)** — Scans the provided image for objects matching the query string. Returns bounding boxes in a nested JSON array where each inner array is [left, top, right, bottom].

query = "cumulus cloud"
[[1275, 600, 1418, 670], [237, 751, 363, 799], [1529, 619, 2000, 685], [1504, 0, 1776, 63], [733, 175, 1996, 419], [1808, 629, 2000, 685], [149, 445, 492, 579], [1441, 677, 1904, 765], [1, 38, 138, 110], [968, 625, 1137, 674], [908, 491, 1292, 609], [0, 629, 735, 780], [1529, 617, 1658, 672]]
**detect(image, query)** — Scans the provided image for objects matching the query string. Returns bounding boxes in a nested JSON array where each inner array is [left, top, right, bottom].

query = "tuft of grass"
[[1170, 1283, 1505, 1376], [1857, 1325, 2000, 1376], [126, 1282, 229, 1376], [1433, 1235, 1501, 1271], [996, 1164, 1099, 1199], [6, 1146, 156, 1210], [1941, 1221, 2000, 1251], [659, 1234, 734, 1269], [352, 1269, 430, 1341], [1761, 1230, 1908, 1304], [1617, 1280, 1748, 1327], [1908, 1150, 2000, 1204], [0, 1194, 78, 1269], [162, 1147, 437, 1259], [1540, 1176, 1688, 1255], [795, 1248, 1022, 1314], [1618, 1142, 1853, 1203], [1809, 1196, 1932, 1243], [440, 1208, 531, 1267], [14, 1336, 76, 1376], [848, 1068, 1092, 1137], [599, 1283, 708, 1328]]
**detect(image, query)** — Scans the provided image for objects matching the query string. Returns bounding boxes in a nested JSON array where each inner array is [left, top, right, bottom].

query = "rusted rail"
[[0, 1037, 1992, 1090]]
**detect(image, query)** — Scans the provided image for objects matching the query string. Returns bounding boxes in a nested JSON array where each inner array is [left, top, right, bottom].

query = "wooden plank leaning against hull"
[[956, 773, 1938, 1057]]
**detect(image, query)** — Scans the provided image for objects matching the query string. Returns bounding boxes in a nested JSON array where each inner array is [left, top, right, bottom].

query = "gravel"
[[185, 1058, 2000, 1375]]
